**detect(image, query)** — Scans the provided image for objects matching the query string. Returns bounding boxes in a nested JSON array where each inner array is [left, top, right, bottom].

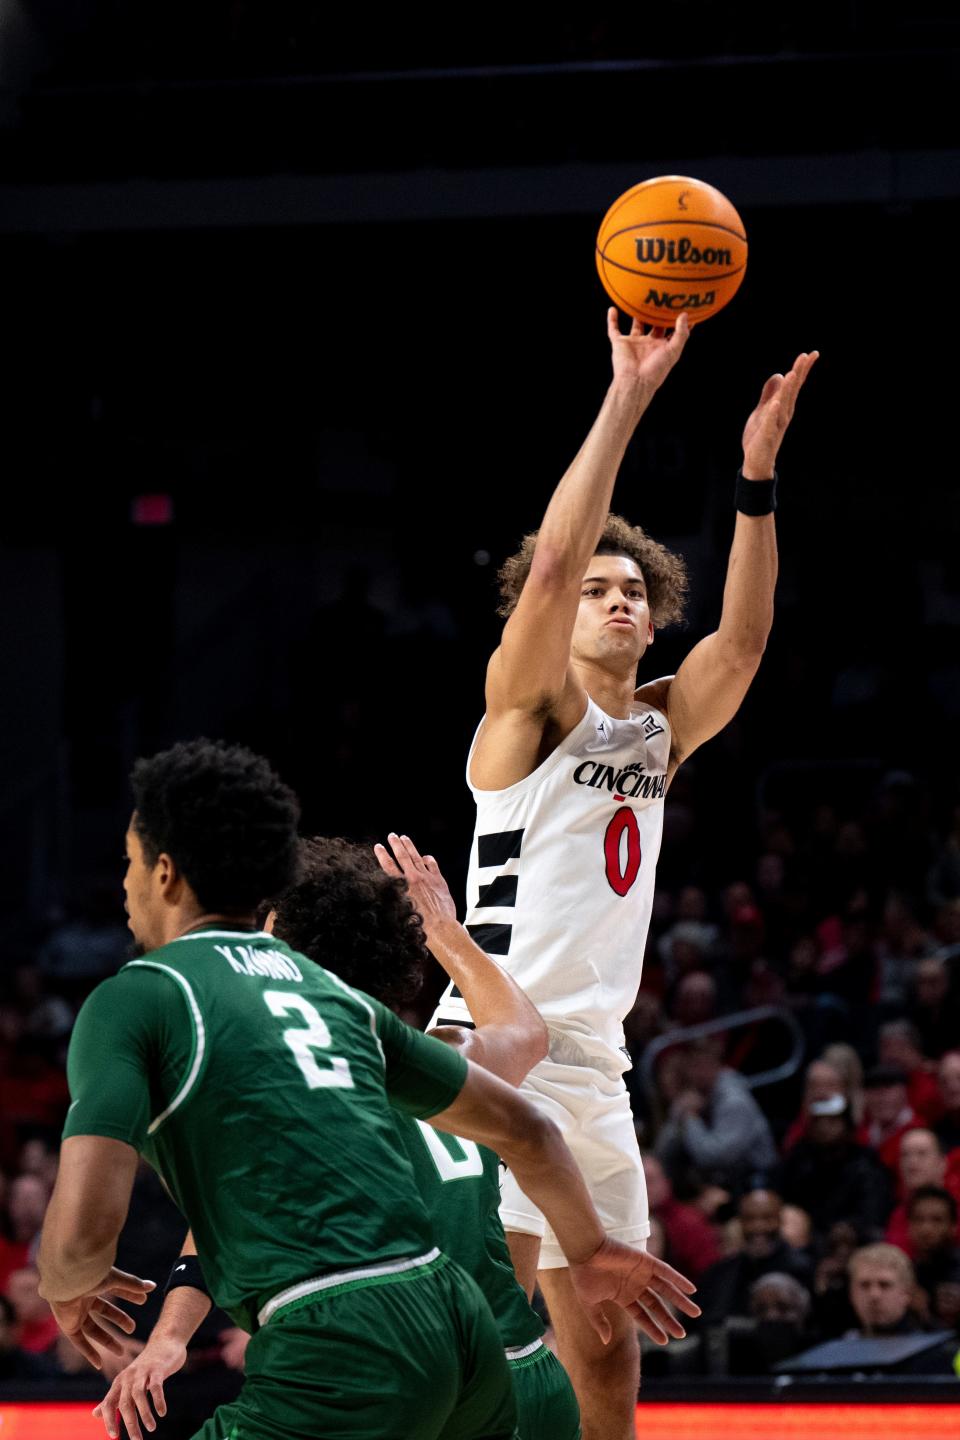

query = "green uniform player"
[[397, 1117, 580, 1440], [63, 927, 516, 1440], [39, 744, 697, 1440]]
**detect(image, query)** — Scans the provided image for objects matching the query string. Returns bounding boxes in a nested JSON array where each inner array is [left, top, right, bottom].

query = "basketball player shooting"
[[431, 308, 817, 1439]]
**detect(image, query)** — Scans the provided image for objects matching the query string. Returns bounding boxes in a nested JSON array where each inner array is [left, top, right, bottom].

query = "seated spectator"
[[863, 1064, 921, 1175], [905, 1187, 960, 1314], [5, 1266, 58, 1354], [877, 894, 935, 1010], [886, 1129, 960, 1251], [935, 1052, 960, 1151], [820, 1042, 866, 1125], [782, 1057, 847, 1153], [697, 1188, 813, 1325], [667, 971, 719, 1029], [0, 1173, 49, 1289], [812, 1221, 860, 1338], [781, 1205, 813, 1251], [842, 1244, 958, 1374], [0, 1292, 58, 1379], [847, 1244, 925, 1338], [739, 1272, 817, 1372], [640, 1152, 721, 1281], [878, 1020, 942, 1123], [933, 1263, 960, 1333], [654, 1038, 778, 1197], [780, 1095, 893, 1240], [909, 959, 960, 1060]]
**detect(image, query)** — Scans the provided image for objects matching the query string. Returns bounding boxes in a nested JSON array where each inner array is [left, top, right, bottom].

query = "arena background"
[[1, 6, 959, 1437]]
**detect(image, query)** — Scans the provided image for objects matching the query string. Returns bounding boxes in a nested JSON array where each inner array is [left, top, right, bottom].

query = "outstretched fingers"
[[92, 1298, 136, 1334], [628, 1300, 670, 1345], [101, 1270, 156, 1305], [372, 842, 402, 879]]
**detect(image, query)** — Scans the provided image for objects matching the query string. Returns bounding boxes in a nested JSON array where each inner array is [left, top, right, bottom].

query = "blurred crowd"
[[1, 766, 959, 1392]]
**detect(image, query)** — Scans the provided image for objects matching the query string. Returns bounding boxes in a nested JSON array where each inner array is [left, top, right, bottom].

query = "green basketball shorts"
[[190, 1251, 516, 1440], [508, 1340, 580, 1440]]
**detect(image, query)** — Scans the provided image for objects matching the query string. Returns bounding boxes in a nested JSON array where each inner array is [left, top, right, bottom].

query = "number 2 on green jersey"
[[263, 991, 355, 1090]]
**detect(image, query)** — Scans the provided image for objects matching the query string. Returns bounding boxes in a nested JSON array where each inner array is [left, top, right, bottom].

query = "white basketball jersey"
[[433, 693, 670, 1072]]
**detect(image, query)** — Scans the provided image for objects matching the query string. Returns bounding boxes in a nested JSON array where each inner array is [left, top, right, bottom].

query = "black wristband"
[[164, 1254, 210, 1298], [736, 468, 778, 516]]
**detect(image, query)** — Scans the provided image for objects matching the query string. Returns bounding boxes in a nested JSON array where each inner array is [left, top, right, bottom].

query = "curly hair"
[[131, 739, 301, 914], [270, 837, 428, 1009], [497, 513, 688, 628]]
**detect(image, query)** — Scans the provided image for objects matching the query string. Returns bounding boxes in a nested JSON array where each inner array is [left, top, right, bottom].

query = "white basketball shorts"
[[499, 1056, 650, 1270]]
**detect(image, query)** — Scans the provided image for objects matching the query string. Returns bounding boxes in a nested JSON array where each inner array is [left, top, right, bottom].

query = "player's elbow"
[[501, 1104, 560, 1169], [498, 1016, 549, 1088], [722, 631, 768, 671], [527, 544, 582, 594]]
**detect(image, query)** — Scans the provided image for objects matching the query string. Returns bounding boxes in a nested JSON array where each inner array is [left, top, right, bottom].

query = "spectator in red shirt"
[[0, 1174, 49, 1291], [863, 1065, 920, 1175], [783, 1058, 847, 1153], [904, 1187, 960, 1318], [4, 1267, 58, 1355], [935, 1051, 960, 1152], [886, 1128, 960, 1252], [640, 1151, 721, 1280], [878, 1020, 942, 1124]]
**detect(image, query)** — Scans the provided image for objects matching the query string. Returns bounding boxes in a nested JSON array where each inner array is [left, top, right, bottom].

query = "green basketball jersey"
[[393, 1116, 543, 1351], [63, 927, 468, 1332]]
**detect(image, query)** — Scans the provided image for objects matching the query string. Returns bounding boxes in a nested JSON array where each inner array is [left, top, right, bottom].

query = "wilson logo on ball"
[[595, 174, 748, 327], [635, 238, 733, 268]]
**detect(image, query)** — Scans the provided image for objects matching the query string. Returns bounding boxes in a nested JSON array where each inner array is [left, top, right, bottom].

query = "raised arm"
[[482, 312, 690, 743], [649, 349, 818, 768], [374, 832, 548, 1085]]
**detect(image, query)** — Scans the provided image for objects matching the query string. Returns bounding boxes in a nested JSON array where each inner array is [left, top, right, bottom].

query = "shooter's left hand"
[[374, 833, 457, 937], [741, 350, 819, 478]]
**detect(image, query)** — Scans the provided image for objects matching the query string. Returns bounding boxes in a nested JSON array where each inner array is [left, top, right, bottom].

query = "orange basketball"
[[595, 175, 747, 327]]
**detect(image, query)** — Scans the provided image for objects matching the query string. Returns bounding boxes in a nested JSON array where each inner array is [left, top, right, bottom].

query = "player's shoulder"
[[633, 674, 673, 719]]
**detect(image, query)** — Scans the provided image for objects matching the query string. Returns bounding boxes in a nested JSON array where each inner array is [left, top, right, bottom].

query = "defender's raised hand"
[[374, 833, 457, 936], [607, 307, 690, 397], [741, 350, 819, 478]]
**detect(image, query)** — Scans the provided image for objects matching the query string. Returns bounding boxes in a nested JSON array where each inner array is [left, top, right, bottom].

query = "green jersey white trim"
[[126, 960, 206, 1135], [505, 1338, 543, 1361], [257, 1246, 441, 1327], [171, 929, 271, 943]]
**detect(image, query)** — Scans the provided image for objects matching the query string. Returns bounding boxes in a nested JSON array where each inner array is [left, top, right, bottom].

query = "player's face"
[[572, 555, 653, 671], [123, 820, 165, 954]]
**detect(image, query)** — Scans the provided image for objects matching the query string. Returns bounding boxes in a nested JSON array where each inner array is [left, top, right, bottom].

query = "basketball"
[[595, 175, 748, 327]]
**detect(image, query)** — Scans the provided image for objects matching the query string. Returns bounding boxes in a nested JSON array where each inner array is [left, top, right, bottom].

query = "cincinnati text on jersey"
[[572, 761, 667, 800]]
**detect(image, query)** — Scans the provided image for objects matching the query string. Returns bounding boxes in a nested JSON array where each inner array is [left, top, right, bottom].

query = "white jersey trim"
[[466, 701, 593, 802], [467, 693, 670, 804], [125, 960, 206, 1136], [257, 1246, 442, 1327]]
